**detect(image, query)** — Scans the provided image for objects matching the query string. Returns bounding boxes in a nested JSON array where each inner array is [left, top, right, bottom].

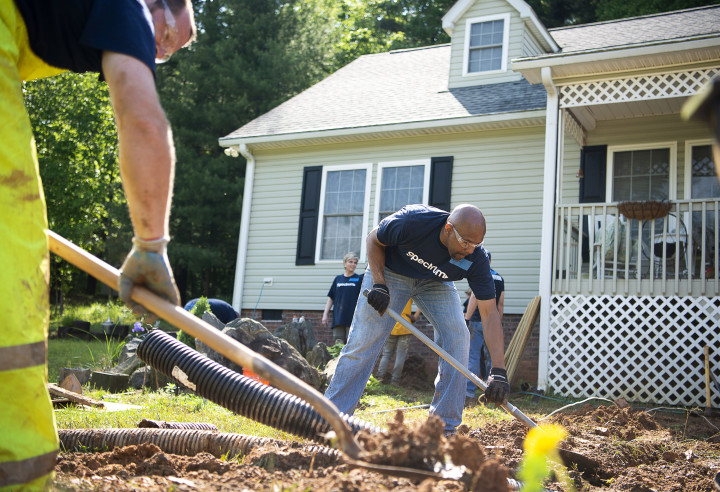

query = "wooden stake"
[[705, 345, 712, 416]]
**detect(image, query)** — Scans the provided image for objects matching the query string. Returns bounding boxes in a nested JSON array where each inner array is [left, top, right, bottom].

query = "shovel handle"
[[47, 230, 362, 458], [364, 290, 537, 430]]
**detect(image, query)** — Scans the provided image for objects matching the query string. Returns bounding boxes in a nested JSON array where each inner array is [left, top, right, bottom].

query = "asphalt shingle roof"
[[222, 45, 547, 140], [550, 4, 720, 53]]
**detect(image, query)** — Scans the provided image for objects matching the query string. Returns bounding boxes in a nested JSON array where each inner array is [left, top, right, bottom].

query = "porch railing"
[[553, 199, 720, 296]]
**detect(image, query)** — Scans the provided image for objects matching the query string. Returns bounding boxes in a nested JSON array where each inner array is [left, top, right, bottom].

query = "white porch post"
[[537, 67, 559, 391], [232, 144, 255, 313]]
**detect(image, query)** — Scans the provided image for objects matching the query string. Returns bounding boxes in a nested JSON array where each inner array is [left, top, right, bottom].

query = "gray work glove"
[[118, 236, 180, 323], [484, 367, 510, 405]]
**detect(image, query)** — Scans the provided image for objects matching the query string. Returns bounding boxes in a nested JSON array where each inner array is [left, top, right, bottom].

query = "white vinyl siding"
[[241, 128, 546, 316], [521, 29, 545, 57], [448, 0, 523, 88]]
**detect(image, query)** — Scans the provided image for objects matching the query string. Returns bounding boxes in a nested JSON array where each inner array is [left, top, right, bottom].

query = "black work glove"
[[119, 236, 180, 323], [366, 283, 390, 315], [484, 367, 510, 405]]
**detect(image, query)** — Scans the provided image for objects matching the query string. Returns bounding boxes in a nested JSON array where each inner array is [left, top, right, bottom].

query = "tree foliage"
[[24, 73, 132, 299]]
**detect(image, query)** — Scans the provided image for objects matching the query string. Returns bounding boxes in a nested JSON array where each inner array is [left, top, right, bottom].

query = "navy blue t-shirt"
[[327, 273, 363, 327], [376, 205, 496, 301], [15, 0, 156, 77]]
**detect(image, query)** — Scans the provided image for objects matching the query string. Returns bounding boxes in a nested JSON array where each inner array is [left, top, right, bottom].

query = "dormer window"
[[463, 14, 510, 76]]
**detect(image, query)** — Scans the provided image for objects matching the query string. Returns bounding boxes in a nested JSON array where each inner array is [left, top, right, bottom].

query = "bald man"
[[324, 204, 509, 435]]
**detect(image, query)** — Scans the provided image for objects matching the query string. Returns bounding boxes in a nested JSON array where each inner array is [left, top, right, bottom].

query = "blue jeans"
[[466, 320, 491, 398], [325, 267, 469, 432], [377, 333, 412, 384]]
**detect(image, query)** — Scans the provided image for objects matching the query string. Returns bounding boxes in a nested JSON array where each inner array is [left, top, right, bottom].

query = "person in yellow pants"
[[0, 1, 195, 489]]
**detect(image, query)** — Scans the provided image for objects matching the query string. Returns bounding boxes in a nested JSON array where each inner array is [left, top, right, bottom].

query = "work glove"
[[484, 367, 510, 405], [118, 236, 180, 323], [366, 283, 390, 315]]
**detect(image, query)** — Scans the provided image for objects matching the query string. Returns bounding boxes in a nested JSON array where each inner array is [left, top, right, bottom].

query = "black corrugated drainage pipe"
[[136, 329, 378, 445], [58, 428, 339, 461]]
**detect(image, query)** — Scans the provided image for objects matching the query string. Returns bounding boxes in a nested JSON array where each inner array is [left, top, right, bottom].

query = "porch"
[[553, 199, 720, 297]]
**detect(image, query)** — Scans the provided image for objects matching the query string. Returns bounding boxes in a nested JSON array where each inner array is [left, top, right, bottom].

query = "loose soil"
[[52, 401, 720, 491]]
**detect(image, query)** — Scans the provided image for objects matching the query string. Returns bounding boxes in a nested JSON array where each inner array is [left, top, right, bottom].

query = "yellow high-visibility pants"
[[1, 2, 65, 490]]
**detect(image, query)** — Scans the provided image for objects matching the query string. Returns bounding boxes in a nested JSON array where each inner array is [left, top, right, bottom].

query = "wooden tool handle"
[[47, 230, 361, 458]]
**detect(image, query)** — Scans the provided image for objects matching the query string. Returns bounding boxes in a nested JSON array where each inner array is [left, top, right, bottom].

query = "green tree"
[[334, 0, 455, 68], [157, 0, 341, 300], [23, 72, 132, 303]]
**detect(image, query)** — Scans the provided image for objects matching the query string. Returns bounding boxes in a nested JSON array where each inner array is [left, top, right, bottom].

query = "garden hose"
[[136, 330, 378, 445]]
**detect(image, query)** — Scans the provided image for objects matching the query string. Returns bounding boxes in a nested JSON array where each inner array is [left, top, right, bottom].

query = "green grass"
[[47, 336, 126, 383]]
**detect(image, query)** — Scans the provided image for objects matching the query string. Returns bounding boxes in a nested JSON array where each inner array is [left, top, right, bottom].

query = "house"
[[219, 0, 720, 407]]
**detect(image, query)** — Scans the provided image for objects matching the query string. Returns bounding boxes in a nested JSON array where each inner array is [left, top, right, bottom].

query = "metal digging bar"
[[47, 231, 463, 481]]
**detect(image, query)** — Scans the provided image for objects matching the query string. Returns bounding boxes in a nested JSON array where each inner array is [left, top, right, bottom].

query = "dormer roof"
[[442, 0, 559, 53]]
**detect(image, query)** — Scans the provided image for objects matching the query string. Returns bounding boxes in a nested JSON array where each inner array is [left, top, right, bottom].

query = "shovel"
[[370, 292, 599, 472], [47, 231, 462, 481]]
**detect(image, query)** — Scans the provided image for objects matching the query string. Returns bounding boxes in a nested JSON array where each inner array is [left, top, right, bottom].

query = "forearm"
[[465, 294, 478, 320], [323, 298, 333, 317], [479, 301, 505, 369], [366, 228, 387, 284], [104, 52, 174, 240]]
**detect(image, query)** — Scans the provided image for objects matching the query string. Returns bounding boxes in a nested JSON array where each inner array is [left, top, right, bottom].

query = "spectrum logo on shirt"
[[406, 251, 449, 279]]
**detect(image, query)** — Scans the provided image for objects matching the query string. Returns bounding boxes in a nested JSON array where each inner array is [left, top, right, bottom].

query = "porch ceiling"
[[566, 96, 686, 130]]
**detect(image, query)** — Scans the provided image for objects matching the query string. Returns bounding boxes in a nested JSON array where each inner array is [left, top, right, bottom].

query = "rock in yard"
[[273, 319, 317, 357], [306, 342, 332, 370], [203, 318, 322, 390]]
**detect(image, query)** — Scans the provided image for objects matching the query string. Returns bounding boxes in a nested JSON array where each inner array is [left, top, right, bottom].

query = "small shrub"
[[177, 297, 212, 349]]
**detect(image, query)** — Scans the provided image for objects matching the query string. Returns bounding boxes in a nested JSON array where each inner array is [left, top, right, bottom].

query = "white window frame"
[[315, 163, 372, 264], [605, 142, 677, 202], [462, 13, 510, 77], [684, 139, 715, 199], [374, 159, 431, 226]]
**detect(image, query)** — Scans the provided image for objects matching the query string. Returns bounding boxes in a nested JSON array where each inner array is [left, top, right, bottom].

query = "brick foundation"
[[240, 309, 540, 388]]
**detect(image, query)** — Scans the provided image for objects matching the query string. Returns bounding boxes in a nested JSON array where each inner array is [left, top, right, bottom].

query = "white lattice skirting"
[[548, 295, 720, 407]]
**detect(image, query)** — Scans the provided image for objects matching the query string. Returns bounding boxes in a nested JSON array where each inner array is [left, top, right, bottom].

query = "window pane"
[[468, 19, 504, 72], [326, 171, 340, 192], [631, 177, 650, 201], [613, 178, 631, 202], [324, 191, 339, 214], [692, 145, 720, 198], [633, 150, 651, 175], [615, 152, 632, 176]]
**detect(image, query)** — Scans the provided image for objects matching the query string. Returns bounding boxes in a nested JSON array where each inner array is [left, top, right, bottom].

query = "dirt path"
[[52, 403, 720, 491]]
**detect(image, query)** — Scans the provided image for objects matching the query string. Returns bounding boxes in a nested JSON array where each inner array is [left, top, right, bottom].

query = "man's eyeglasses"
[[448, 222, 482, 250], [156, 0, 179, 63]]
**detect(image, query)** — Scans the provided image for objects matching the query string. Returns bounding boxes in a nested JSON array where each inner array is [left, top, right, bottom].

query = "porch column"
[[537, 67, 559, 391]]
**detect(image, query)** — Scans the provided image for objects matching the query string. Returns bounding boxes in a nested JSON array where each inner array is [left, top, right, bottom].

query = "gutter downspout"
[[537, 67, 559, 391], [232, 144, 255, 313]]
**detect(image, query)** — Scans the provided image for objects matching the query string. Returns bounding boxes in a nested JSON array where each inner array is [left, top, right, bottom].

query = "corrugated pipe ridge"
[[58, 428, 339, 461], [138, 419, 219, 430], [136, 330, 378, 444]]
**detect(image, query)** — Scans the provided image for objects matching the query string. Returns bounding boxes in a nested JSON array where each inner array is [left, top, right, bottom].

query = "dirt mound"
[[52, 402, 720, 491]]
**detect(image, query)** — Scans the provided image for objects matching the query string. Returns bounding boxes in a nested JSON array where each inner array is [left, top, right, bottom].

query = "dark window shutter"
[[579, 145, 607, 203], [579, 145, 607, 263], [429, 156, 453, 211], [296, 166, 322, 265]]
